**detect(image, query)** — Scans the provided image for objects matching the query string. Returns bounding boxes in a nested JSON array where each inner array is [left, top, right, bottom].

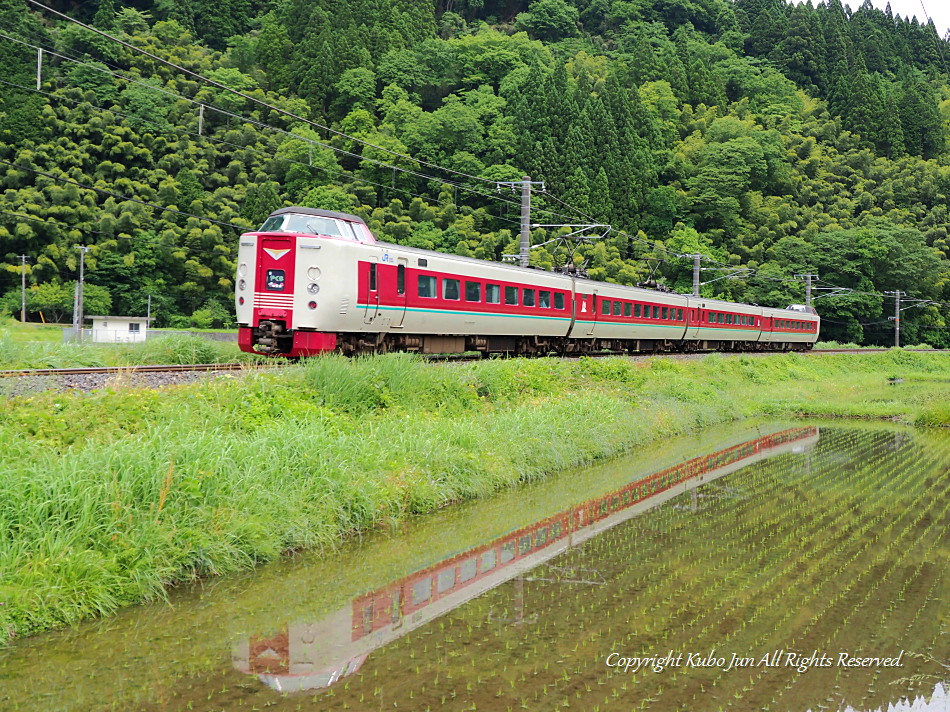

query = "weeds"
[[0, 352, 949, 642]]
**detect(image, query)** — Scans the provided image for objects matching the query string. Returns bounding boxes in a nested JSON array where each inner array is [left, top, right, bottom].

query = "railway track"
[[0, 362, 262, 378]]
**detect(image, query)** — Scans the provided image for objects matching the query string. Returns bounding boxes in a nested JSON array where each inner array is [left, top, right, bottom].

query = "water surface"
[[1, 421, 948, 712]]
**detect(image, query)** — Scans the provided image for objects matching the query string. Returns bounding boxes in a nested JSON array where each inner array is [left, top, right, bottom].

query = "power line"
[[0, 75, 529, 232], [0, 28, 558, 226], [24, 0, 504, 189]]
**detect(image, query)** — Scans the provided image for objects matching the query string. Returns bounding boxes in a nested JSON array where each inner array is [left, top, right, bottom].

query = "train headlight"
[[308, 301, 318, 310], [307, 266, 321, 280], [307, 282, 320, 294], [238, 279, 246, 291], [238, 263, 247, 276]]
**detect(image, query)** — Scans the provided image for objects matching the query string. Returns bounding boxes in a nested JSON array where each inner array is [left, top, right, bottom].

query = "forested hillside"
[[1, 0, 949, 344]]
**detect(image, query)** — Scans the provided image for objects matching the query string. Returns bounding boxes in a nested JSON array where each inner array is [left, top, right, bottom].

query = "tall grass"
[[1, 351, 949, 642], [0, 330, 257, 369]]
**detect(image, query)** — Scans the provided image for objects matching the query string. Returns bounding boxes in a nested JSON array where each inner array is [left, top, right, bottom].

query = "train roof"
[[269, 206, 369, 225], [257, 209, 819, 318]]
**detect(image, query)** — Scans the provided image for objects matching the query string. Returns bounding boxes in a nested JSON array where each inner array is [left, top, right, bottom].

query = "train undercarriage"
[[244, 321, 814, 358]]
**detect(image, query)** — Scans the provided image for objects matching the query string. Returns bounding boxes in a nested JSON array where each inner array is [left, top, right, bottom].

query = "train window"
[[662, 307, 668, 319], [718, 313, 724, 323], [339, 221, 359, 241], [601, 300, 610, 315], [299, 215, 343, 237], [554, 292, 565, 310], [437, 568, 456, 594], [518, 535, 532, 555], [481, 550, 496, 571], [363, 604, 373, 635], [397, 264, 405, 295], [539, 290, 550, 308], [465, 281, 481, 302], [443, 278, 460, 300], [486, 283, 501, 304], [412, 578, 431, 606], [677, 309, 684, 320], [523, 289, 536, 307], [624, 303, 631, 317], [653, 306, 660, 319], [259, 215, 284, 232], [613, 301, 621, 316], [552, 521, 562, 538], [459, 559, 477, 583], [418, 275, 436, 298], [505, 286, 518, 305], [635, 304, 642, 318], [726, 314, 733, 325], [535, 527, 548, 546], [391, 590, 402, 623], [501, 541, 515, 564], [369, 263, 377, 291]]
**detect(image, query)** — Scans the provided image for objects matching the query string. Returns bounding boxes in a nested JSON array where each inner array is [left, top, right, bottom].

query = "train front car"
[[235, 207, 377, 357]]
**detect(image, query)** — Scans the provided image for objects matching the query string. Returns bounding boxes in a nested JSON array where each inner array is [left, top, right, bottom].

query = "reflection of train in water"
[[232, 426, 819, 692]]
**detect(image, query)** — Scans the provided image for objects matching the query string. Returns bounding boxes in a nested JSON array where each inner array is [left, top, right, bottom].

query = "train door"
[[687, 305, 702, 339], [586, 290, 599, 336], [363, 256, 380, 324], [393, 258, 408, 328]]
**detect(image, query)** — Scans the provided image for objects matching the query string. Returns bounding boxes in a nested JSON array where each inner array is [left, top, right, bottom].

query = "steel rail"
[[0, 362, 264, 378]]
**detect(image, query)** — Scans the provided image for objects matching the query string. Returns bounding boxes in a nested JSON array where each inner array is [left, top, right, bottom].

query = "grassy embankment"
[[0, 317, 252, 368], [1, 350, 949, 642]]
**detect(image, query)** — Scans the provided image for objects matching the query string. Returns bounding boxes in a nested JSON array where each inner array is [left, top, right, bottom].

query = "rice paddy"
[[0, 421, 947, 712]]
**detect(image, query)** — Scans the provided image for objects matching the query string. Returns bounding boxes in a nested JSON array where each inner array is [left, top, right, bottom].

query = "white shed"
[[88, 316, 151, 343]]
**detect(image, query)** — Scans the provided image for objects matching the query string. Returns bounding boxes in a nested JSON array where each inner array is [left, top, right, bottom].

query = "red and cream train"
[[235, 207, 819, 357]]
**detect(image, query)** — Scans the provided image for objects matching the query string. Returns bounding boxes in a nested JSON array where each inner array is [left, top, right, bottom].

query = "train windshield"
[[259, 213, 351, 238]]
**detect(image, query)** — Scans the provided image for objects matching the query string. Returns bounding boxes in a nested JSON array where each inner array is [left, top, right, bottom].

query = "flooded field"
[[1, 420, 948, 712]]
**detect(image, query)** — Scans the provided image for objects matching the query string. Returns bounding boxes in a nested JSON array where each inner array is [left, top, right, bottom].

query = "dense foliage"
[[1, 0, 949, 343]]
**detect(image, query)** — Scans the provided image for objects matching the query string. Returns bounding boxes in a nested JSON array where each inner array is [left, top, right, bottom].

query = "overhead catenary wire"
[[0, 76, 533, 232], [0, 28, 591, 229], [24, 0, 504, 188]]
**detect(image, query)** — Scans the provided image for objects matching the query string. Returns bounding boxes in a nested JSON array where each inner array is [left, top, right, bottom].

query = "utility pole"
[[17, 255, 29, 322], [497, 177, 545, 268], [74, 245, 91, 342], [885, 290, 905, 348], [794, 273, 818, 307], [519, 176, 531, 268], [692, 254, 701, 296], [36, 48, 42, 90]]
